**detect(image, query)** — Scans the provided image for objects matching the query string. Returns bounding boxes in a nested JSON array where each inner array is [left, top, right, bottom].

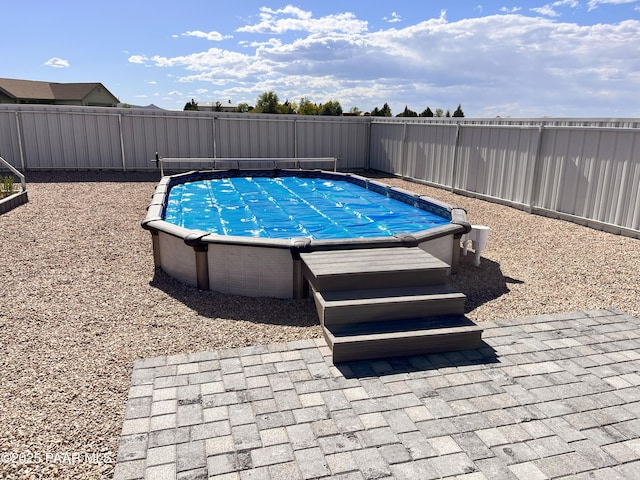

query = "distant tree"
[[445, 109, 451, 117], [452, 104, 465, 117], [297, 97, 318, 115], [348, 106, 362, 115], [276, 99, 295, 114], [396, 106, 417, 117], [184, 99, 199, 111], [319, 100, 343, 116], [434, 108, 444, 117], [420, 107, 434, 117], [254, 91, 280, 114], [235, 103, 250, 113], [214, 101, 223, 112], [371, 103, 392, 117]]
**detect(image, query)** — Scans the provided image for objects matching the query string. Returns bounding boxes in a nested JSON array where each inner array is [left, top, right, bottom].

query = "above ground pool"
[[164, 175, 450, 240], [142, 169, 470, 298]]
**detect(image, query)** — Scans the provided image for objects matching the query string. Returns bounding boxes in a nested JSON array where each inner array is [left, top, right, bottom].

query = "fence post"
[[118, 113, 126, 171], [400, 122, 408, 177], [294, 117, 298, 159], [528, 123, 546, 212], [450, 123, 462, 193], [15, 111, 26, 171], [212, 117, 217, 158]]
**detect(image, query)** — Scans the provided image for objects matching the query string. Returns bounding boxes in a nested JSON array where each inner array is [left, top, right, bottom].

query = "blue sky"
[[4, 0, 640, 117]]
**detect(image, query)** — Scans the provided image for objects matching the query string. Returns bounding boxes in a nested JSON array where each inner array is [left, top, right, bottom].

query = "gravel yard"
[[0, 171, 638, 479]]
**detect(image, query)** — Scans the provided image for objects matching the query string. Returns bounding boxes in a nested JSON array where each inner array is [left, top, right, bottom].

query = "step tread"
[[316, 284, 464, 304], [323, 316, 484, 362], [301, 247, 449, 277], [326, 315, 482, 340]]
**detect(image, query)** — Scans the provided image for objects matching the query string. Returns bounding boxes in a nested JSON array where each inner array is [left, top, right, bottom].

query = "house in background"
[[199, 100, 238, 112], [0, 78, 119, 107]]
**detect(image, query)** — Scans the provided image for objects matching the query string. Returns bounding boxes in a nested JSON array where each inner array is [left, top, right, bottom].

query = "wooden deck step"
[[323, 315, 484, 362], [300, 246, 482, 363], [312, 284, 466, 326], [301, 247, 450, 292]]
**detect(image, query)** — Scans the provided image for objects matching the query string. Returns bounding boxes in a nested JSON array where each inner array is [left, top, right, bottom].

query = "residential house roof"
[[0, 78, 118, 106]]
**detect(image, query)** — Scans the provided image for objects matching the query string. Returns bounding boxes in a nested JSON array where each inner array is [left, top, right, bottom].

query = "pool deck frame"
[[142, 169, 471, 299]]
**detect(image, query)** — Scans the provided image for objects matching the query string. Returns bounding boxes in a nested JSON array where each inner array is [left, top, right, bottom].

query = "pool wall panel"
[[208, 244, 294, 298], [418, 234, 454, 267], [158, 232, 198, 287]]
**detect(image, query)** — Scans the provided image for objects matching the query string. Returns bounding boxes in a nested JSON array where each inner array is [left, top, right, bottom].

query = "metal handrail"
[[0, 156, 26, 192], [152, 154, 338, 177]]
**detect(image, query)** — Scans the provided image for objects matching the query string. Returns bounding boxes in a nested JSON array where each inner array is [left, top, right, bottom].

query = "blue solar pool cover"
[[164, 176, 450, 239]]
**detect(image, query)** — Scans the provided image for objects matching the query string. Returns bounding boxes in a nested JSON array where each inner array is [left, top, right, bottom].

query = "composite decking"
[[300, 247, 483, 362]]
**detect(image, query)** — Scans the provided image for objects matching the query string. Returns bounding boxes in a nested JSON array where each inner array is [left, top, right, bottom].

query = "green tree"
[[445, 109, 451, 117], [297, 97, 319, 115], [214, 101, 223, 112], [319, 100, 343, 116], [434, 108, 444, 117], [452, 104, 465, 117], [348, 106, 362, 115], [420, 107, 434, 117], [183, 99, 199, 111], [254, 91, 280, 114], [371, 103, 392, 117], [396, 106, 417, 117], [235, 103, 250, 113], [278, 99, 296, 114]]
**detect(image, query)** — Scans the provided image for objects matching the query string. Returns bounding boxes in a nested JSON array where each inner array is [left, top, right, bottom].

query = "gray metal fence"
[[1, 104, 638, 238], [0, 105, 370, 172], [369, 118, 640, 237]]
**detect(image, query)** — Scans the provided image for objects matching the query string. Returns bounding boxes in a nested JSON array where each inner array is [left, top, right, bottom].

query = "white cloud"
[[531, 5, 561, 16], [128, 55, 148, 64], [181, 30, 233, 41], [44, 57, 69, 68], [237, 6, 367, 34], [531, 0, 580, 17], [588, 0, 638, 11], [384, 12, 402, 23], [131, 7, 640, 116], [500, 7, 522, 13]]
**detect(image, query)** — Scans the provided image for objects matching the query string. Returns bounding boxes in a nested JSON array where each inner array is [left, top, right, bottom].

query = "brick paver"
[[114, 309, 640, 479]]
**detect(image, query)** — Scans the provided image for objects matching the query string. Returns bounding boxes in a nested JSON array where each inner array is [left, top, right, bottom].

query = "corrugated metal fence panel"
[[18, 110, 122, 169], [295, 118, 369, 170], [121, 111, 214, 170], [455, 126, 539, 206], [215, 116, 295, 168], [537, 127, 640, 230], [404, 123, 457, 186], [368, 122, 404, 174], [0, 111, 21, 169]]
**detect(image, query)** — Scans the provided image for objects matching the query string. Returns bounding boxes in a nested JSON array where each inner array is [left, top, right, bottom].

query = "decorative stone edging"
[[0, 190, 28, 215]]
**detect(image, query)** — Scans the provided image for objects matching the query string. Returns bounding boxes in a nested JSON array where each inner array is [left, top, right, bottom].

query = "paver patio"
[[114, 309, 640, 479]]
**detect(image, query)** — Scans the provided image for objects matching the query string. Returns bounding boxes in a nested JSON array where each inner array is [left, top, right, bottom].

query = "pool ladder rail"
[[152, 154, 338, 177]]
